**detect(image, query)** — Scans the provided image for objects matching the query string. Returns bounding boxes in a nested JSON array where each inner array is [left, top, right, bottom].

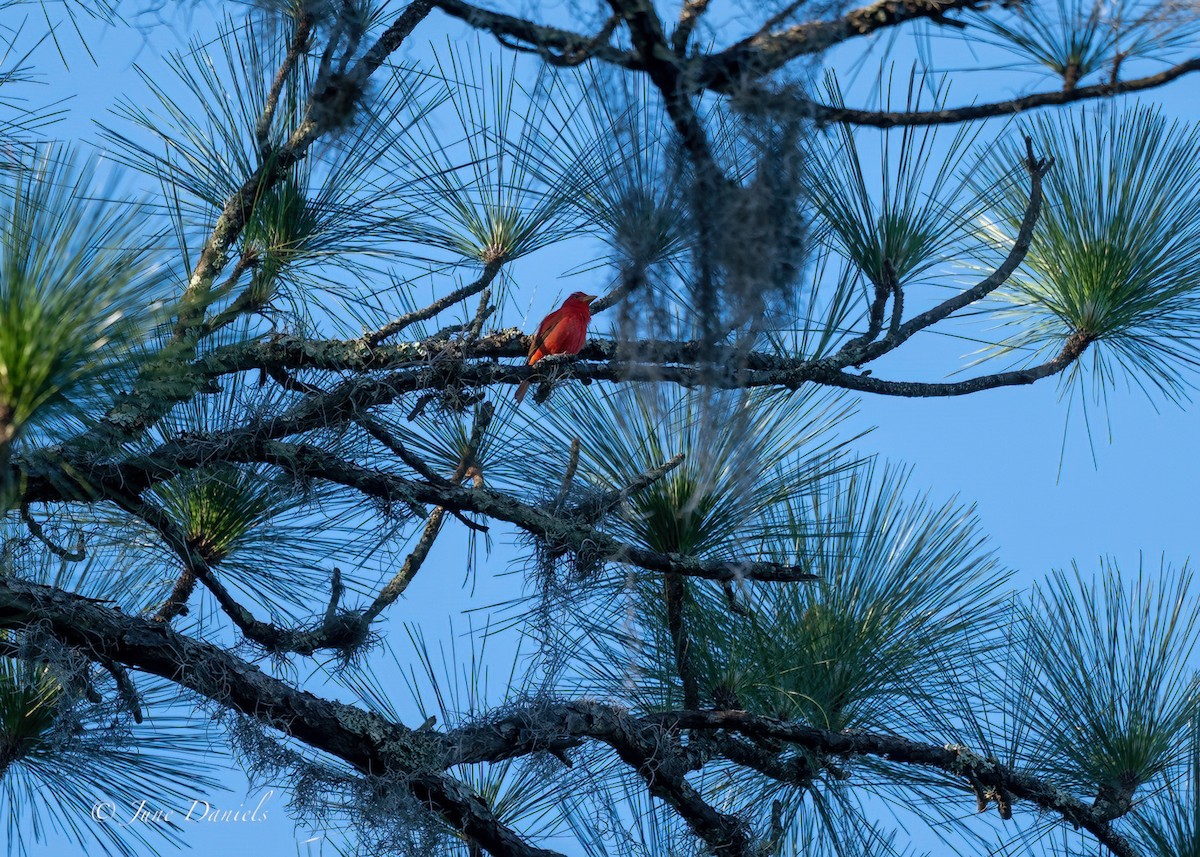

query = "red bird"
[[515, 291, 597, 403]]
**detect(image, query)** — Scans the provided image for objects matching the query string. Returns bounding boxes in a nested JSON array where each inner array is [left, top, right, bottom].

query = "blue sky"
[[13, 0, 1200, 854]]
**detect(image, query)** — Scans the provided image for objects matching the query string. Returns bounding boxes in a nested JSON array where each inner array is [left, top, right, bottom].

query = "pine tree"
[[1, 0, 1199, 855]]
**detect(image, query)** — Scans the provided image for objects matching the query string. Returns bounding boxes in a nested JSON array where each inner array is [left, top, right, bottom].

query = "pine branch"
[[432, 0, 638, 69], [24, 436, 819, 586], [698, 0, 985, 87], [0, 575, 563, 857], [739, 57, 1200, 127], [446, 702, 1142, 857], [365, 260, 504, 347], [75, 0, 439, 452]]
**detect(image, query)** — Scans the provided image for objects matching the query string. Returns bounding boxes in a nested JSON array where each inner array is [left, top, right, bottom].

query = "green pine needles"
[[976, 105, 1200, 403], [0, 152, 164, 449]]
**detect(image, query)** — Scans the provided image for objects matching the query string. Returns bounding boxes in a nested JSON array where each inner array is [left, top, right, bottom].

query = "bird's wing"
[[528, 308, 567, 362]]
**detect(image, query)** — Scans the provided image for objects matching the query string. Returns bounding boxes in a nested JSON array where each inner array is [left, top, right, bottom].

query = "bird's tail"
[[515, 377, 531, 404]]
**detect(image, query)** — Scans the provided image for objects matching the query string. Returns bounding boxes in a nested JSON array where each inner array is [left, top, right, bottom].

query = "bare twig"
[[255, 13, 315, 151], [361, 402, 494, 621], [553, 438, 581, 508], [365, 260, 503, 347], [19, 504, 85, 562]]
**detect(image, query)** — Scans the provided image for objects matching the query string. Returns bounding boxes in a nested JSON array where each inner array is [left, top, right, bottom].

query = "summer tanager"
[[515, 291, 596, 403]]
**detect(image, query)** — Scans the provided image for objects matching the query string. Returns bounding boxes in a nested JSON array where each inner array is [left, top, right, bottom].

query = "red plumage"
[[515, 291, 596, 403]]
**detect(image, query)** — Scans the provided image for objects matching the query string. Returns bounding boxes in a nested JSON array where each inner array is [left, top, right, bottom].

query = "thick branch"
[[609, 0, 719, 170], [672, 0, 711, 53], [698, 0, 983, 87], [0, 576, 561, 857], [447, 702, 1140, 857]]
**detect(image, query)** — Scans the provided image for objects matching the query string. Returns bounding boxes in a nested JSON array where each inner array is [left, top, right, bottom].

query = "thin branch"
[[114, 492, 366, 655], [877, 138, 1053, 348], [590, 260, 648, 315], [19, 504, 85, 562], [137, 496, 362, 653], [840, 273, 892, 355], [357, 413, 446, 486], [365, 260, 503, 347], [96, 655, 143, 723], [432, 0, 638, 69], [323, 566, 345, 629], [362, 403, 493, 621], [740, 57, 1200, 127], [76, 0, 438, 452], [553, 437, 581, 508], [608, 0, 721, 171], [827, 137, 1053, 369], [255, 12, 315, 151], [814, 332, 1093, 397], [121, 494, 281, 637], [465, 288, 494, 343], [253, 442, 820, 585], [188, 250, 260, 341], [363, 506, 447, 622], [574, 452, 685, 521], [665, 574, 700, 708]]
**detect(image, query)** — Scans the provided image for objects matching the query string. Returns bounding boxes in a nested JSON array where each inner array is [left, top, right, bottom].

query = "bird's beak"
[[583, 294, 598, 304]]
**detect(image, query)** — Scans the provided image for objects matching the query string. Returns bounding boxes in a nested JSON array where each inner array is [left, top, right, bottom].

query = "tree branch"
[[698, 0, 984, 88], [827, 136, 1053, 369], [361, 403, 493, 621], [433, 0, 639, 69], [446, 702, 1140, 857], [257, 442, 819, 585], [365, 259, 504, 347], [649, 709, 1140, 856], [739, 57, 1200, 127], [77, 0, 438, 451], [0, 576, 561, 857], [814, 332, 1093, 397]]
